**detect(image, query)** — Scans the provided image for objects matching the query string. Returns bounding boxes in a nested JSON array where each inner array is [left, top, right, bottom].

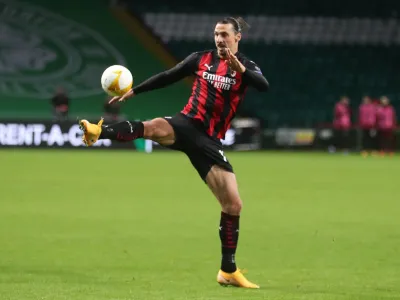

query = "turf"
[[0, 150, 399, 300]]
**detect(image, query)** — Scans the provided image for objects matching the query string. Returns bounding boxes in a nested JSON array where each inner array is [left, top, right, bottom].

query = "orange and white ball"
[[101, 65, 133, 97]]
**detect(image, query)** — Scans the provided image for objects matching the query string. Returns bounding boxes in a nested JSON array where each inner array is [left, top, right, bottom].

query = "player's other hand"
[[108, 89, 135, 104], [225, 48, 246, 73]]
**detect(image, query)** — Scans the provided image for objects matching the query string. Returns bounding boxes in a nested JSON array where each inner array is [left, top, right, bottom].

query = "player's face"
[[214, 23, 241, 58], [363, 96, 371, 104], [381, 97, 389, 106]]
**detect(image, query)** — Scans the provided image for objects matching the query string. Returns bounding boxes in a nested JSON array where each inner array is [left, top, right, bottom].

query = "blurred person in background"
[[51, 86, 69, 121], [358, 95, 377, 156], [376, 96, 396, 156], [103, 96, 121, 123], [332, 96, 351, 154]]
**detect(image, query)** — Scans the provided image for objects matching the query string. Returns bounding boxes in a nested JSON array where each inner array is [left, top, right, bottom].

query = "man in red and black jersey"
[[79, 17, 269, 288]]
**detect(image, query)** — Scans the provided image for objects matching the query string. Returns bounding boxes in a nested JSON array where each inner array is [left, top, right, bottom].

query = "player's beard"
[[217, 47, 227, 59]]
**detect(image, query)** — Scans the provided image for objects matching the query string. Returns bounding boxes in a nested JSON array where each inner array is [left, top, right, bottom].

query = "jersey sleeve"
[[173, 52, 199, 74], [132, 52, 199, 95], [242, 59, 269, 91], [244, 59, 263, 75]]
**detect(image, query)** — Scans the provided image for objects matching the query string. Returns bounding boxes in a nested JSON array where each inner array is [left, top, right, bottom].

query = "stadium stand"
[[123, 0, 400, 127], [129, 0, 399, 18], [1, 0, 398, 128]]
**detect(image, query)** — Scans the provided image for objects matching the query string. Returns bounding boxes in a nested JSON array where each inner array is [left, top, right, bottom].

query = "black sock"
[[99, 121, 144, 142], [219, 211, 239, 273]]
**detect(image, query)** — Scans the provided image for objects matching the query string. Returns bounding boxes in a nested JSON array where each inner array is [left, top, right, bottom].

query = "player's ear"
[[235, 32, 242, 42]]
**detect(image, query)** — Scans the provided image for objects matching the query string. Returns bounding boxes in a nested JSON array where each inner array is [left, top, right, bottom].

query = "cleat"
[[79, 118, 104, 146], [217, 269, 260, 289]]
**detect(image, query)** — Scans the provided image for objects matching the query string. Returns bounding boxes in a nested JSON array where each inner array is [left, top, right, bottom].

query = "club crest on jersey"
[[203, 72, 237, 90]]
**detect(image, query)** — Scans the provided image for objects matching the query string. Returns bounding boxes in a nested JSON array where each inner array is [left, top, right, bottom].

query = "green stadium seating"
[[2, 0, 398, 129], [127, 0, 400, 127], [128, 0, 400, 18]]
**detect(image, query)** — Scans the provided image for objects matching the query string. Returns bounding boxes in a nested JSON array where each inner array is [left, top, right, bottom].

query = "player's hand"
[[108, 89, 135, 104], [225, 48, 246, 73]]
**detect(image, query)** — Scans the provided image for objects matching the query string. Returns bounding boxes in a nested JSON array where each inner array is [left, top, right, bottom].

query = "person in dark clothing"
[[51, 86, 69, 121]]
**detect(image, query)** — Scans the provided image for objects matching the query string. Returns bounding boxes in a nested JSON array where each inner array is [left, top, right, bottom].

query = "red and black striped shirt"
[[133, 49, 269, 139]]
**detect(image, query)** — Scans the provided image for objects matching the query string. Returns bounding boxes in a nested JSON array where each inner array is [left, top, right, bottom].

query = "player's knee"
[[143, 118, 169, 139], [223, 197, 243, 215], [142, 119, 157, 138], [232, 200, 243, 215]]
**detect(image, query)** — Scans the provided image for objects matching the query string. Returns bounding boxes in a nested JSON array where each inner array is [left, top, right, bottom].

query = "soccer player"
[[79, 17, 269, 288]]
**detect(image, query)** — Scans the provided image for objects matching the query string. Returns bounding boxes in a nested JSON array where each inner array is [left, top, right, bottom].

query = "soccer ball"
[[101, 65, 133, 97]]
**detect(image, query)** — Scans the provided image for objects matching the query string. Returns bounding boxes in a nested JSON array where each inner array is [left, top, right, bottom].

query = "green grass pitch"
[[0, 149, 399, 300]]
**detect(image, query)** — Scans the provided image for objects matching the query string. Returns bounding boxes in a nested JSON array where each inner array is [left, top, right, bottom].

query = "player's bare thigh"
[[206, 165, 243, 216], [142, 118, 176, 146]]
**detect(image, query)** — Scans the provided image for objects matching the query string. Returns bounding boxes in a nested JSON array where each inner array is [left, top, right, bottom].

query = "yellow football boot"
[[79, 118, 104, 146], [217, 269, 260, 289]]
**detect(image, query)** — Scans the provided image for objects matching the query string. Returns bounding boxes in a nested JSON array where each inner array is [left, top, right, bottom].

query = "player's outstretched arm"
[[109, 53, 198, 104]]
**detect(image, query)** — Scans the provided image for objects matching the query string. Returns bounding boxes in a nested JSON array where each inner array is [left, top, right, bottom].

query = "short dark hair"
[[217, 16, 250, 33]]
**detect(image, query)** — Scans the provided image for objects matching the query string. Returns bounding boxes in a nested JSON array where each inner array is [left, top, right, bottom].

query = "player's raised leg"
[[206, 165, 259, 289], [79, 118, 175, 146]]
